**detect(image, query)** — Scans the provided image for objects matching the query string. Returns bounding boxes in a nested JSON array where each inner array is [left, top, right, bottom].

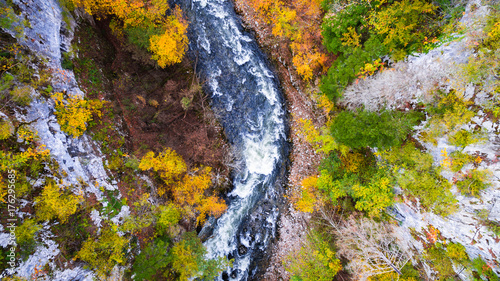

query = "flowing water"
[[178, 0, 288, 279]]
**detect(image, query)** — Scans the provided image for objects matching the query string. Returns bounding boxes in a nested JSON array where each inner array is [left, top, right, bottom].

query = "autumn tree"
[[77, 226, 129, 278], [35, 181, 82, 223], [139, 150, 226, 225], [369, 0, 437, 60], [294, 175, 319, 213], [132, 232, 229, 280], [69, 0, 188, 67], [284, 230, 342, 281], [241, 0, 327, 81], [172, 167, 227, 225], [334, 217, 411, 279], [51, 92, 105, 138], [149, 7, 188, 67], [139, 148, 187, 188], [168, 232, 229, 280], [378, 143, 458, 216]]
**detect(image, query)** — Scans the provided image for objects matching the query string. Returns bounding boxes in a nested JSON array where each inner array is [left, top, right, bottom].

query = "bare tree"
[[334, 216, 411, 280], [316, 204, 411, 280]]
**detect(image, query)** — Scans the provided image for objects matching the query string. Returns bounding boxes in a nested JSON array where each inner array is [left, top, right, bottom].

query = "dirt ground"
[[73, 19, 231, 178]]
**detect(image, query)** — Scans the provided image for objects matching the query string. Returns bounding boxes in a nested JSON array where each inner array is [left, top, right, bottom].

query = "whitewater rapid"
[[180, 0, 288, 279]]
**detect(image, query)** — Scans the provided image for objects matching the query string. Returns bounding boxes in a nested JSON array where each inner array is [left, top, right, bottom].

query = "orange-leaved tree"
[[241, 0, 327, 81]]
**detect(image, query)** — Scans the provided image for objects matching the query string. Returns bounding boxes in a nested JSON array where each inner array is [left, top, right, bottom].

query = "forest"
[[0, 0, 499, 280]]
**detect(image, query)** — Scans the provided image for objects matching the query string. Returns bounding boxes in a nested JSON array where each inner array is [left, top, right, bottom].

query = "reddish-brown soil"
[[73, 20, 230, 178], [70, 20, 232, 242]]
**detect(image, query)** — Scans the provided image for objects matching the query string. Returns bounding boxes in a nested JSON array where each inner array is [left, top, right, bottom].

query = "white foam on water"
[[193, 0, 208, 8], [226, 96, 234, 111], [199, 30, 211, 53], [205, 197, 252, 258], [229, 171, 259, 198], [243, 134, 279, 175], [209, 68, 223, 97], [195, 0, 286, 278], [208, 1, 229, 19]]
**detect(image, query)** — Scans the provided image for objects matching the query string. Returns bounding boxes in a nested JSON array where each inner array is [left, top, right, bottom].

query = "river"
[[177, 0, 289, 279]]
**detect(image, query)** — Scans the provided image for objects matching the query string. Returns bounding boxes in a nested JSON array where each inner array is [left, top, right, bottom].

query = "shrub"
[[421, 91, 475, 145], [446, 242, 468, 262], [0, 73, 14, 92], [10, 85, 32, 106], [330, 109, 423, 149], [17, 125, 38, 143], [61, 52, 74, 70], [471, 257, 499, 281], [16, 218, 41, 247], [425, 243, 468, 280], [455, 168, 491, 197], [449, 150, 474, 172], [448, 128, 487, 148], [0, 118, 14, 140], [476, 208, 500, 237]]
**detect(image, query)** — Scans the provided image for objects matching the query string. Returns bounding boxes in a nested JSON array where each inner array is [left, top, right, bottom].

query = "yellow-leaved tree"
[[139, 148, 187, 188], [149, 7, 188, 67], [172, 167, 227, 225], [51, 92, 105, 138], [77, 226, 129, 278], [35, 181, 83, 223], [139, 149, 227, 225], [69, 0, 188, 67], [294, 175, 318, 213]]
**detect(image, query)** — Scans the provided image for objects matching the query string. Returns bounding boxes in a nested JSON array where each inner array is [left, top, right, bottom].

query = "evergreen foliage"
[[330, 109, 423, 149]]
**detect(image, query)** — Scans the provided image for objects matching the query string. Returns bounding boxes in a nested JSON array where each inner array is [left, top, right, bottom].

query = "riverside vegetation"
[[1, 0, 500, 280]]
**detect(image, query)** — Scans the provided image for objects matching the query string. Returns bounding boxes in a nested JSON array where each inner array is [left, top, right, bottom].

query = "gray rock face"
[[0, 0, 119, 279], [12, 0, 116, 198], [340, 0, 500, 277]]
